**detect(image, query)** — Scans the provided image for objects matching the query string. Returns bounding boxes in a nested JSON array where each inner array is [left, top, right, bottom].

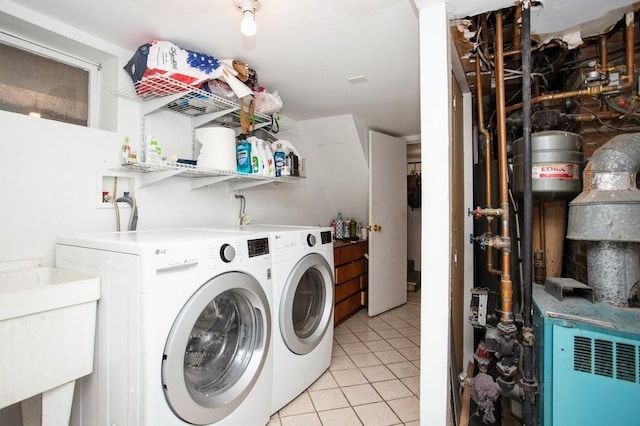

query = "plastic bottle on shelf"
[[254, 140, 267, 176], [274, 143, 286, 177], [249, 138, 261, 174], [147, 136, 160, 162], [335, 212, 344, 239], [262, 141, 276, 177], [122, 137, 131, 165], [236, 140, 252, 173]]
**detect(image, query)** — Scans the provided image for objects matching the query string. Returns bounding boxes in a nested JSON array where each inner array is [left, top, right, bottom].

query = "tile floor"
[[271, 292, 421, 426]]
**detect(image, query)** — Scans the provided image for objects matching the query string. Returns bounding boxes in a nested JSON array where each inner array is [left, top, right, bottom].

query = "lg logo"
[[155, 249, 167, 255]]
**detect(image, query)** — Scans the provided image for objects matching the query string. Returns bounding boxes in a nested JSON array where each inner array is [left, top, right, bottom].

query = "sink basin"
[[0, 258, 100, 416]]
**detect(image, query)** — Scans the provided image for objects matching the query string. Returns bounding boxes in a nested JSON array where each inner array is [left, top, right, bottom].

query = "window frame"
[[0, 31, 100, 127]]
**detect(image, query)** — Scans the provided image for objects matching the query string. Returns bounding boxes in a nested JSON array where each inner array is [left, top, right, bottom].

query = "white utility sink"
[[0, 259, 100, 425]]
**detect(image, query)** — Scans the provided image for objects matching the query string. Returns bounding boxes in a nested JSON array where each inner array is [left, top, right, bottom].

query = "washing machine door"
[[280, 253, 334, 355], [162, 271, 270, 425]]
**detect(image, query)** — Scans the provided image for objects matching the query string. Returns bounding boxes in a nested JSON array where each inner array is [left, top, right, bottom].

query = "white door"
[[368, 130, 408, 316]]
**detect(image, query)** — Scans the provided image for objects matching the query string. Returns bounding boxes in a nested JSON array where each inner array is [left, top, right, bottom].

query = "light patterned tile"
[[373, 349, 407, 364], [279, 412, 322, 426], [349, 353, 382, 368], [368, 321, 393, 332], [387, 337, 415, 350], [371, 379, 413, 401], [387, 361, 420, 379], [332, 345, 346, 357], [402, 346, 421, 361], [401, 376, 420, 397], [330, 355, 356, 371], [335, 333, 360, 345], [341, 383, 383, 406], [278, 392, 315, 417], [267, 417, 282, 425], [359, 365, 396, 383], [318, 407, 363, 426], [309, 388, 350, 411], [411, 360, 420, 369], [408, 335, 420, 346], [308, 370, 338, 391], [364, 340, 393, 352], [332, 368, 368, 387], [387, 396, 420, 423], [334, 324, 351, 335], [395, 326, 420, 337], [341, 341, 371, 355], [384, 319, 411, 329], [357, 331, 383, 342], [353, 402, 401, 426], [404, 422, 420, 426], [346, 322, 372, 333], [376, 329, 403, 339]]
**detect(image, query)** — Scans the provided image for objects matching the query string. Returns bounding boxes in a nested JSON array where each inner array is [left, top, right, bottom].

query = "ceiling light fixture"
[[235, 0, 261, 37]]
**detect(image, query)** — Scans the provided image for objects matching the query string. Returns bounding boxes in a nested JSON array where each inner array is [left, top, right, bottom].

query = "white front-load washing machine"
[[55, 229, 273, 426], [203, 225, 335, 413]]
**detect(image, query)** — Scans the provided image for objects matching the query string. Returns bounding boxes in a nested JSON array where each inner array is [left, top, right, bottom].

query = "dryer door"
[[280, 253, 334, 355], [162, 271, 270, 425]]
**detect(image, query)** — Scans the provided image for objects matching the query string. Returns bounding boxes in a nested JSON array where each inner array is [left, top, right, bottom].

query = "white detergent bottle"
[[248, 137, 261, 174], [256, 140, 269, 176], [263, 141, 276, 177]]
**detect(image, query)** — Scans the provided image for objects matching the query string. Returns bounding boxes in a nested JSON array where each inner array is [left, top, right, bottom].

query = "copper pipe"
[[513, 6, 522, 59], [599, 34, 608, 72], [567, 111, 621, 121], [495, 12, 513, 323], [505, 12, 635, 114], [476, 56, 501, 276]]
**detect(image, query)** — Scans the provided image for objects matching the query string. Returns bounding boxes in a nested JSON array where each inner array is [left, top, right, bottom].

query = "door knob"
[[367, 224, 382, 232]]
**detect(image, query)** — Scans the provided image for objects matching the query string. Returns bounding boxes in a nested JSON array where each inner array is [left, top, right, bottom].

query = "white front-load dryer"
[[55, 229, 273, 426], [268, 226, 334, 413]]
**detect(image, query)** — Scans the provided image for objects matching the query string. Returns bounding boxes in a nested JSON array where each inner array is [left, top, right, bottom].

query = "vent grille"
[[573, 336, 639, 383], [574, 336, 592, 373], [616, 343, 636, 382]]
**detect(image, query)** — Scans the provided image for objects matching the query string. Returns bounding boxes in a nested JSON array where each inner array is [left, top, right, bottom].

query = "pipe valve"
[[468, 206, 504, 220]]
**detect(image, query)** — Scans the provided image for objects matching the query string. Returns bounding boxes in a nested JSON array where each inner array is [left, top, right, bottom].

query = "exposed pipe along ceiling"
[[463, 2, 640, 425]]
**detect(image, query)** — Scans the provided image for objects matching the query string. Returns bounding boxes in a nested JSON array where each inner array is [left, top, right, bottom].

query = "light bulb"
[[240, 9, 256, 36]]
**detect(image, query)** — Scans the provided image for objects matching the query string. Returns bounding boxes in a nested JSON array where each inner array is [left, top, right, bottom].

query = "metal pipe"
[[599, 34, 608, 73], [476, 55, 501, 276], [567, 132, 640, 306], [495, 11, 514, 323], [520, 4, 536, 425], [505, 12, 635, 114]]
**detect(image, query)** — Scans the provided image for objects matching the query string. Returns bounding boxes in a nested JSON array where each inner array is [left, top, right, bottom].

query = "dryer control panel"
[[248, 237, 270, 257]]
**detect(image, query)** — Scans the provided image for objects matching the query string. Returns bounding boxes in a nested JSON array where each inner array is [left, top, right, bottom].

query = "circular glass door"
[[280, 253, 334, 355], [162, 271, 270, 425]]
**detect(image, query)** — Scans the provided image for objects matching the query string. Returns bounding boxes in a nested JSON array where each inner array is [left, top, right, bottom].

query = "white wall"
[[298, 114, 370, 226]]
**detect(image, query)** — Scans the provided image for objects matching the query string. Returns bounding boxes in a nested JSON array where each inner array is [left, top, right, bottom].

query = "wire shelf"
[[113, 161, 303, 189], [116, 75, 273, 128]]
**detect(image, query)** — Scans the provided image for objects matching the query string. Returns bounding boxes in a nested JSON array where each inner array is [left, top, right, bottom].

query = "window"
[[0, 34, 98, 127]]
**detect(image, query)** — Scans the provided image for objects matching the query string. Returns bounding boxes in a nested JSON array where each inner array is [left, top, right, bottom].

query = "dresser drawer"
[[334, 291, 363, 325], [334, 241, 368, 265], [335, 276, 364, 303], [334, 258, 366, 284]]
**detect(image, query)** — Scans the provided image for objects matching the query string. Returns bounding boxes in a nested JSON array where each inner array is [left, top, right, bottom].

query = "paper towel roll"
[[196, 127, 237, 171]]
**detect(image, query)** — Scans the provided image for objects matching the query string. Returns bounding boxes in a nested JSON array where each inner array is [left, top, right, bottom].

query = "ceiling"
[[2, 0, 638, 139]]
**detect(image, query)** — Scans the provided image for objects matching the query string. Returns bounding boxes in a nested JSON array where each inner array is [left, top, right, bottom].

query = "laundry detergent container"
[[512, 130, 584, 200], [0, 259, 99, 420], [196, 127, 237, 171]]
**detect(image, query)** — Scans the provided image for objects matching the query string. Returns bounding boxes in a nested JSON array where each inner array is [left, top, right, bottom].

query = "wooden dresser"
[[333, 239, 368, 325]]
